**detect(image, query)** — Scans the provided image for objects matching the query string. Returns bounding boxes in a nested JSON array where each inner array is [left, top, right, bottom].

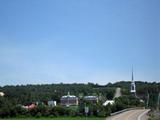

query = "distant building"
[[103, 100, 114, 106], [48, 100, 57, 107], [22, 103, 37, 110], [0, 92, 4, 97], [84, 96, 98, 103], [61, 92, 78, 107], [130, 68, 136, 97]]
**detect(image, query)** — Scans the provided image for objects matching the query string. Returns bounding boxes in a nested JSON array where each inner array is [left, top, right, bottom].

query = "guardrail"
[[110, 107, 145, 116]]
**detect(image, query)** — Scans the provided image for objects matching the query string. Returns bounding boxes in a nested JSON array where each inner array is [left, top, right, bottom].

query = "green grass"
[[0, 117, 105, 120]]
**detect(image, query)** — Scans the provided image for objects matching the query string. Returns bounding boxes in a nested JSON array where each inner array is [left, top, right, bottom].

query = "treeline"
[[0, 83, 115, 105], [0, 81, 159, 118], [0, 81, 159, 107], [0, 95, 143, 118]]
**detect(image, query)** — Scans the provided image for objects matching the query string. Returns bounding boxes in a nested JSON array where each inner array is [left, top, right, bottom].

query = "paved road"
[[114, 88, 121, 98], [106, 109, 150, 120]]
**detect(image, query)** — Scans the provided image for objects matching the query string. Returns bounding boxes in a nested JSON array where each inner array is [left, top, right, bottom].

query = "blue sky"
[[0, 0, 159, 86]]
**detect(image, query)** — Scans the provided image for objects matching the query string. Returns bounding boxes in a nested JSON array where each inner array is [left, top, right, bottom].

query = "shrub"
[[35, 112, 42, 118]]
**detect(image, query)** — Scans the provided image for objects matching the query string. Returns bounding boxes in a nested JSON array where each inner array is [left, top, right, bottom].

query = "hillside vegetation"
[[0, 81, 159, 118]]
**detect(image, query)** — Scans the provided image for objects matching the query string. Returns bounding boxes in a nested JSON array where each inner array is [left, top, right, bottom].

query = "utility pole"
[[157, 92, 160, 111], [147, 92, 149, 108], [85, 103, 89, 120]]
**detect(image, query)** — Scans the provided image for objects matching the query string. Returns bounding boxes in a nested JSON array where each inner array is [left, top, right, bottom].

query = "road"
[[114, 88, 121, 98], [106, 109, 150, 120]]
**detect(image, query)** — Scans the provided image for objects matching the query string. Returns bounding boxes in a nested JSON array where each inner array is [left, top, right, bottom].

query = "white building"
[[130, 68, 136, 97], [48, 100, 57, 107], [84, 96, 98, 103], [103, 100, 114, 106], [0, 92, 4, 97]]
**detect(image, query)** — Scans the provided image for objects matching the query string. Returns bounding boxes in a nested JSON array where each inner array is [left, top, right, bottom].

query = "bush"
[[104, 105, 111, 116], [69, 110, 77, 117], [35, 112, 42, 118], [97, 110, 106, 117]]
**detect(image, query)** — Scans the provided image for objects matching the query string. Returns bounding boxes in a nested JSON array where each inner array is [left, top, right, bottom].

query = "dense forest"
[[0, 83, 115, 105], [0, 81, 159, 118]]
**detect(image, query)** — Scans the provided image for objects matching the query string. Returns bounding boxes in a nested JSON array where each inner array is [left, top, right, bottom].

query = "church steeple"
[[132, 67, 134, 82], [130, 68, 136, 97]]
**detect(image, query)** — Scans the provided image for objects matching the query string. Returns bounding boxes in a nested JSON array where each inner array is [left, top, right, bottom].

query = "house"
[[60, 92, 78, 107], [48, 100, 57, 107], [0, 92, 4, 97], [103, 100, 114, 106], [22, 103, 37, 110], [84, 96, 98, 103]]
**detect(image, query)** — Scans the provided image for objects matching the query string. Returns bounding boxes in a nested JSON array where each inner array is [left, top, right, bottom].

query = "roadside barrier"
[[110, 107, 145, 116]]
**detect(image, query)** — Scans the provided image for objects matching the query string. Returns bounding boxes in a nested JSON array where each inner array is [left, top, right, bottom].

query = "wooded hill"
[[0, 81, 159, 108]]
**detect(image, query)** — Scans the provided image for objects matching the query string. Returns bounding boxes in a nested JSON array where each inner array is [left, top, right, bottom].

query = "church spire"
[[130, 67, 136, 97], [132, 67, 134, 82]]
